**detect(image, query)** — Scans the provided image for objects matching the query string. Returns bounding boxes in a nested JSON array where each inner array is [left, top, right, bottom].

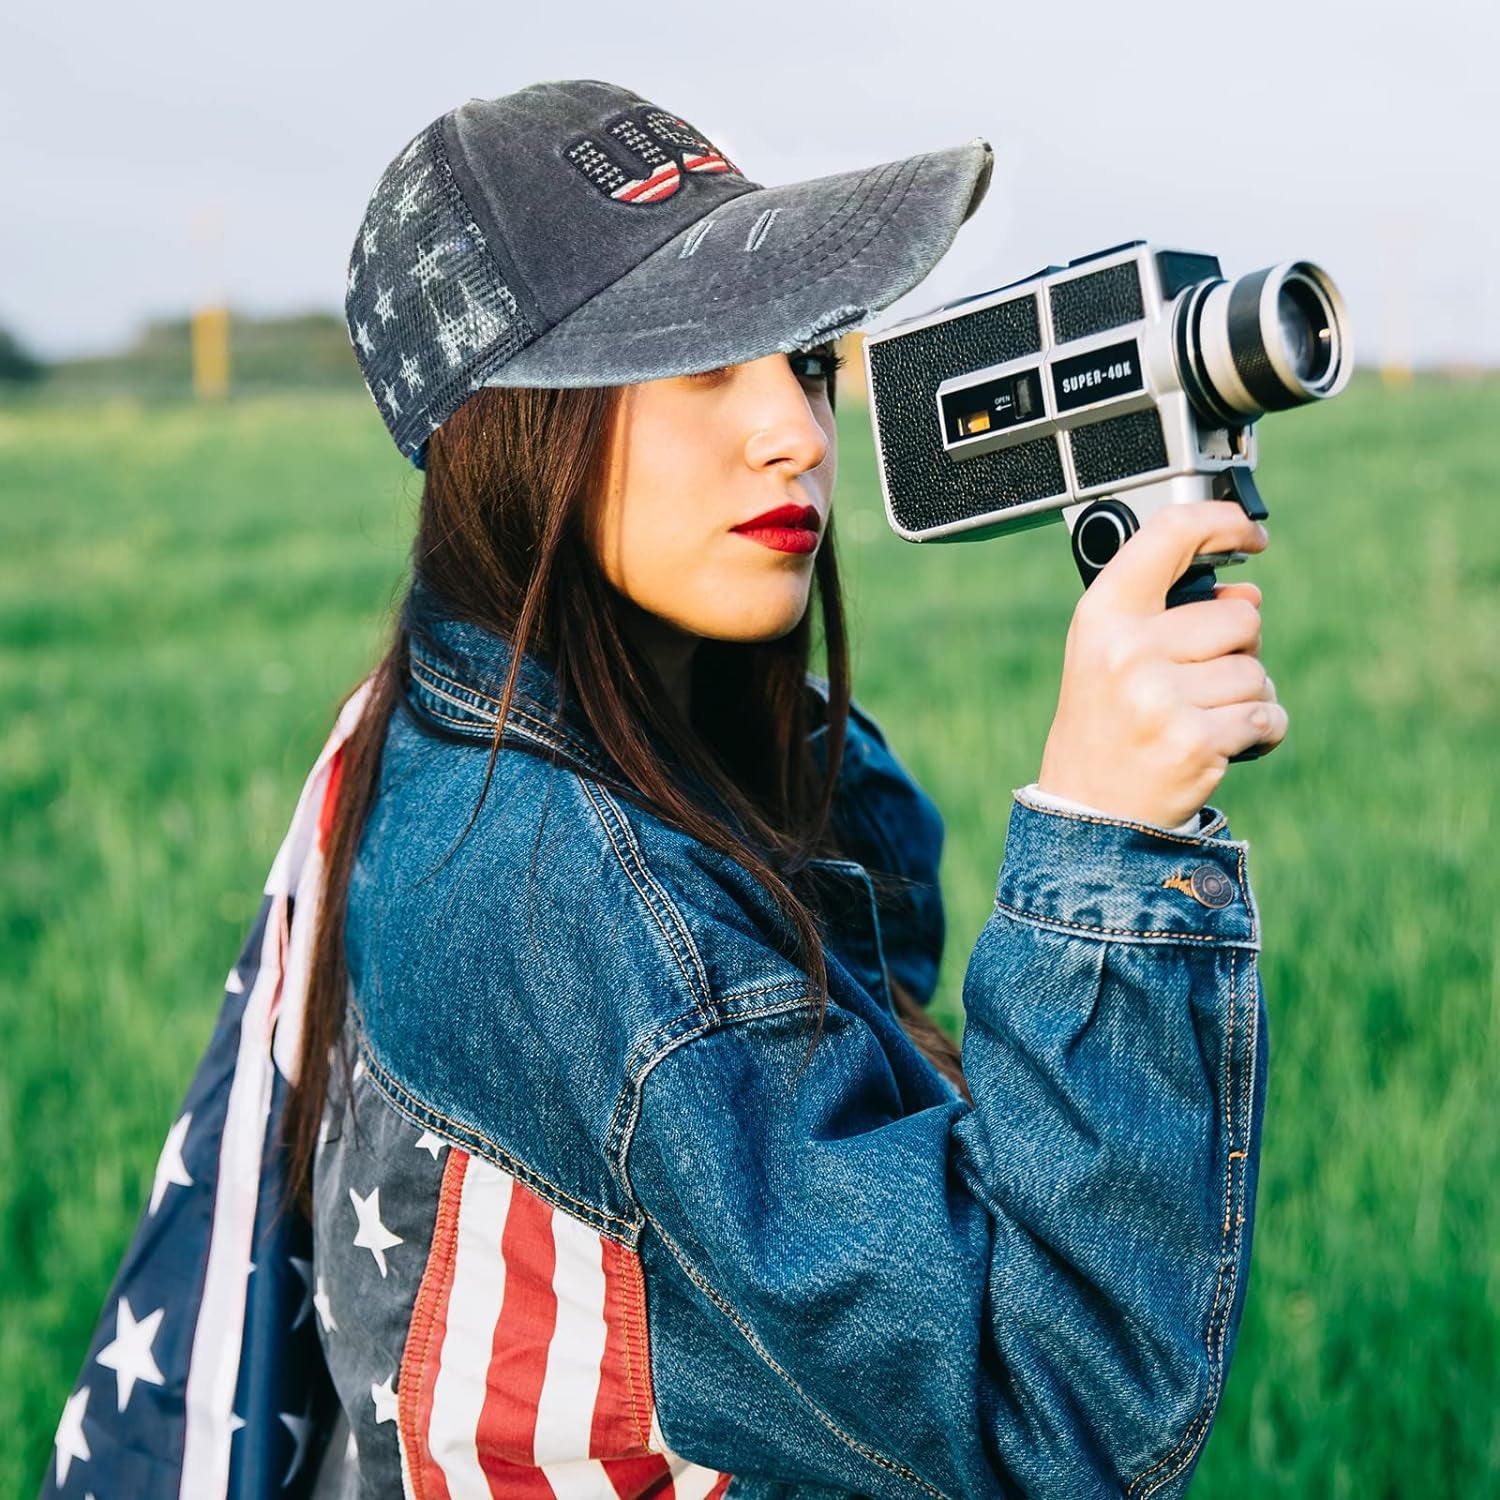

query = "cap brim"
[[476, 138, 993, 388]]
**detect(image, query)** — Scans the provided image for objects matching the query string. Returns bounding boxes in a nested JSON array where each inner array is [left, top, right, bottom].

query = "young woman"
[[45, 80, 1282, 1500]]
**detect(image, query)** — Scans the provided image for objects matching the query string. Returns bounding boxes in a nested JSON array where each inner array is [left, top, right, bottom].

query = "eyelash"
[[683, 348, 846, 388], [788, 348, 846, 386]]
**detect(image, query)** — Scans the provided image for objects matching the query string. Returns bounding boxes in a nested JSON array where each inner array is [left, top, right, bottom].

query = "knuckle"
[[1231, 598, 1261, 634], [1127, 669, 1177, 730], [1164, 713, 1211, 766], [1239, 655, 1270, 697]]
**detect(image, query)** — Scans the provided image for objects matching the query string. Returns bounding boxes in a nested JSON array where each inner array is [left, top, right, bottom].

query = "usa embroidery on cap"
[[566, 105, 739, 204]]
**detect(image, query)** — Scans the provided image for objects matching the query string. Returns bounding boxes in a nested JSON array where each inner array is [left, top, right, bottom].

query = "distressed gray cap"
[[345, 79, 993, 468]]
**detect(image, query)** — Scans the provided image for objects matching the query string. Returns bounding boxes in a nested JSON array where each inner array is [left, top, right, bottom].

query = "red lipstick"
[[730, 503, 821, 555]]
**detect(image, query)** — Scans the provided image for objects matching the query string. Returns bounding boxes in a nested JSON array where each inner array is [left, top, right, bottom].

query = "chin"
[[693, 587, 811, 644]]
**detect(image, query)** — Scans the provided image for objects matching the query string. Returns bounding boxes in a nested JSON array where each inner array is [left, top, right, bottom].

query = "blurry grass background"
[[2, 372, 1496, 1493]]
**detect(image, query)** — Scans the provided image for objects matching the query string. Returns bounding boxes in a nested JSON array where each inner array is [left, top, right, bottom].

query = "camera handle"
[[1070, 468, 1271, 763]]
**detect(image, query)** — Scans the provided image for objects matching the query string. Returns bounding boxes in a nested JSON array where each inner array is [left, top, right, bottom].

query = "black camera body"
[[863, 240, 1351, 592]]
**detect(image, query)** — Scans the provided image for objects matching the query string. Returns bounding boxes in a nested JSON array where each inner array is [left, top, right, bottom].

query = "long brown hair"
[[281, 375, 968, 1215]]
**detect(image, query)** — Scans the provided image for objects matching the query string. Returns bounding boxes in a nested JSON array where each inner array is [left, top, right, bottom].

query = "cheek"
[[592, 425, 717, 602]]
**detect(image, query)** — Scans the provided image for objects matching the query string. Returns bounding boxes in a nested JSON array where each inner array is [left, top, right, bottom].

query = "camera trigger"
[[1211, 466, 1269, 521]]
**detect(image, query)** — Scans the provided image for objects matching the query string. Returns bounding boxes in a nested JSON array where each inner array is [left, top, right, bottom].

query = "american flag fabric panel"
[[40, 683, 370, 1498], [310, 1016, 735, 1498], [41, 670, 736, 1498]]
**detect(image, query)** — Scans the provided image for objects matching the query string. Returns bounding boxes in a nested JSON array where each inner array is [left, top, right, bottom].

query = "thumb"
[[1087, 501, 1269, 616]]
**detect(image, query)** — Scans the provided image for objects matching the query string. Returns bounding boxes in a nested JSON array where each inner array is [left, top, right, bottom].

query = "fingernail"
[[1255, 523, 1270, 543]]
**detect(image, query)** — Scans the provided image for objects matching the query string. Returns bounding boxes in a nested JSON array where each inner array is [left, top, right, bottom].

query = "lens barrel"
[[1173, 260, 1351, 424]]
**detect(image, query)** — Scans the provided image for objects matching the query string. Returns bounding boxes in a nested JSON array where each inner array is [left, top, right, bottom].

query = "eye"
[[683, 364, 731, 386], [788, 345, 846, 390]]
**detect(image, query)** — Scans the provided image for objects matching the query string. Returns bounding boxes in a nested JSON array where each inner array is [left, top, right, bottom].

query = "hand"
[[1036, 501, 1288, 830]]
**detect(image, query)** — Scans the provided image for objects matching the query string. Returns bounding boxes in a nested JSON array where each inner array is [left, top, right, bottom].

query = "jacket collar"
[[401, 574, 615, 776], [400, 575, 840, 788]]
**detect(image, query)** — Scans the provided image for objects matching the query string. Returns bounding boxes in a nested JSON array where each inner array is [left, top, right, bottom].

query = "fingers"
[[1213, 580, 1262, 607], [1150, 593, 1263, 663], [1085, 501, 1269, 618], [1177, 653, 1276, 709], [1201, 698, 1289, 760]]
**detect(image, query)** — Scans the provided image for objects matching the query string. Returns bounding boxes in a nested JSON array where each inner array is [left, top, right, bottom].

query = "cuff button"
[[1188, 864, 1236, 908]]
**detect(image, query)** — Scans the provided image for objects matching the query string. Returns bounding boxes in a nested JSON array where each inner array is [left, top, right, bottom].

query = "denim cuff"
[[998, 791, 1259, 949]]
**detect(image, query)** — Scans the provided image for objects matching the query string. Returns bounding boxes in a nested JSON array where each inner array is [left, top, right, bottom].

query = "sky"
[[5, 0, 1497, 367]]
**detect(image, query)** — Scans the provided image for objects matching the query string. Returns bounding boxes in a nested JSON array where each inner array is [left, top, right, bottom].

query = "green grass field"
[[2, 375, 1495, 1494]]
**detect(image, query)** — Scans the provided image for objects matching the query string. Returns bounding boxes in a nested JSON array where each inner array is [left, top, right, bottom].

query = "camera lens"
[[1276, 275, 1334, 385], [1172, 259, 1351, 424]]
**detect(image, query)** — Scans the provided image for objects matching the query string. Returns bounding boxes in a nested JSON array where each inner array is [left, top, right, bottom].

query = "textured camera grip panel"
[[1069, 409, 1170, 490], [1049, 262, 1144, 343], [868, 298, 1066, 534]]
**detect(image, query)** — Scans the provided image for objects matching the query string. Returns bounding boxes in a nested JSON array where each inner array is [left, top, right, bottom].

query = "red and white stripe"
[[611, 163, 682, 204], [179, 676, 375, 1498], [399, 1150, 731, 1499], [682, 154, 730, 175]]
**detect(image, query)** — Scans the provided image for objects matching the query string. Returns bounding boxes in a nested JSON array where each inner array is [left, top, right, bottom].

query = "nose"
[[740, 354, 830, 477]]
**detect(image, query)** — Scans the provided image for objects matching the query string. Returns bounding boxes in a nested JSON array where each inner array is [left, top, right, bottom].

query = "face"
[[587, 345, 839, 645]]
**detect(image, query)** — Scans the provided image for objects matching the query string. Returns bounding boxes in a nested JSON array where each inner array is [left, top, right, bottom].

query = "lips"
[[732, 503, 821, 534]]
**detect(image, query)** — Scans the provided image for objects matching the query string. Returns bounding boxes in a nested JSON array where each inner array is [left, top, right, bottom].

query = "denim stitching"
[[407, 659, 611, 776], [611, 998, 947, 1496], [642, 1211, 947, 1498], [410, 650, 608, 772], [603, 986, 819, 1177], [577, 777, 713, 1018], [409, 648, 553, 729], [616, 1243, 656, 1452], [608, 998, 821, 1201], [408, 651, 608, 773], [993, 898, 1257, 950], [1126, 947, 1244, 1496], [586, 780, 713, 1005], [353, 1022, 640, 1240], [397, 1146, 464, 1500], [1013, 794, 1236, 848], [412, 694, 575, 761]]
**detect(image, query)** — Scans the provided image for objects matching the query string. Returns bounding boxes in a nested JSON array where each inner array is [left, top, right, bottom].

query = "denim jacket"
[[305, 576, 1268, 1500]]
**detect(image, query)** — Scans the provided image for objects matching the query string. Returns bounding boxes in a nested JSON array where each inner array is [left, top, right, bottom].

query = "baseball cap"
[[345, 79, 993, 468]]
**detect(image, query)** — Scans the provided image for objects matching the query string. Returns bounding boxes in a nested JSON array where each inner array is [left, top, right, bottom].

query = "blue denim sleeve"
[[621, 794, 1267, 1498]]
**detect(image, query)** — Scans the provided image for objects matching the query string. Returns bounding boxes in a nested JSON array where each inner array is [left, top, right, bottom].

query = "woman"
[[45, 80, 1280, 1500]]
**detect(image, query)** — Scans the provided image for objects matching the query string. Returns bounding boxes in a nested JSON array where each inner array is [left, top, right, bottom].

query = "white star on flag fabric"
[[38, 679, 375, 1498], [371, 1375, 398, 1426], [314, 1274, 339, 1334], [349, 1185, 403, 1277], [95, 1297, 167, 1413], [414, 1129, 445, 1160], [149, 1112, 193, 1214], [53, 1385, 92, 1486], [279, 1406, 314, 1487]]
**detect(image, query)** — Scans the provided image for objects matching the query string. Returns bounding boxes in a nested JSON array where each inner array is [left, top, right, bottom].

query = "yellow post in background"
[[191, 204, 230, 399], [1379, 216, 1414, 390]]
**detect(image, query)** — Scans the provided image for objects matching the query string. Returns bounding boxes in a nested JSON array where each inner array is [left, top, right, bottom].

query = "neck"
[[615, 597, 700, 722]]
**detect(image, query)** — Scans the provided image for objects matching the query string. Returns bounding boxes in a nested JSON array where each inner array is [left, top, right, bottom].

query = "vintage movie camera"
[[863, 241, 1352, 604]]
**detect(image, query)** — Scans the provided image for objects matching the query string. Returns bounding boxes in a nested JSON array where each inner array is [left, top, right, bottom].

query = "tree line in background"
[[0, 325, 47, 384], [0, 311, 362, 398]]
